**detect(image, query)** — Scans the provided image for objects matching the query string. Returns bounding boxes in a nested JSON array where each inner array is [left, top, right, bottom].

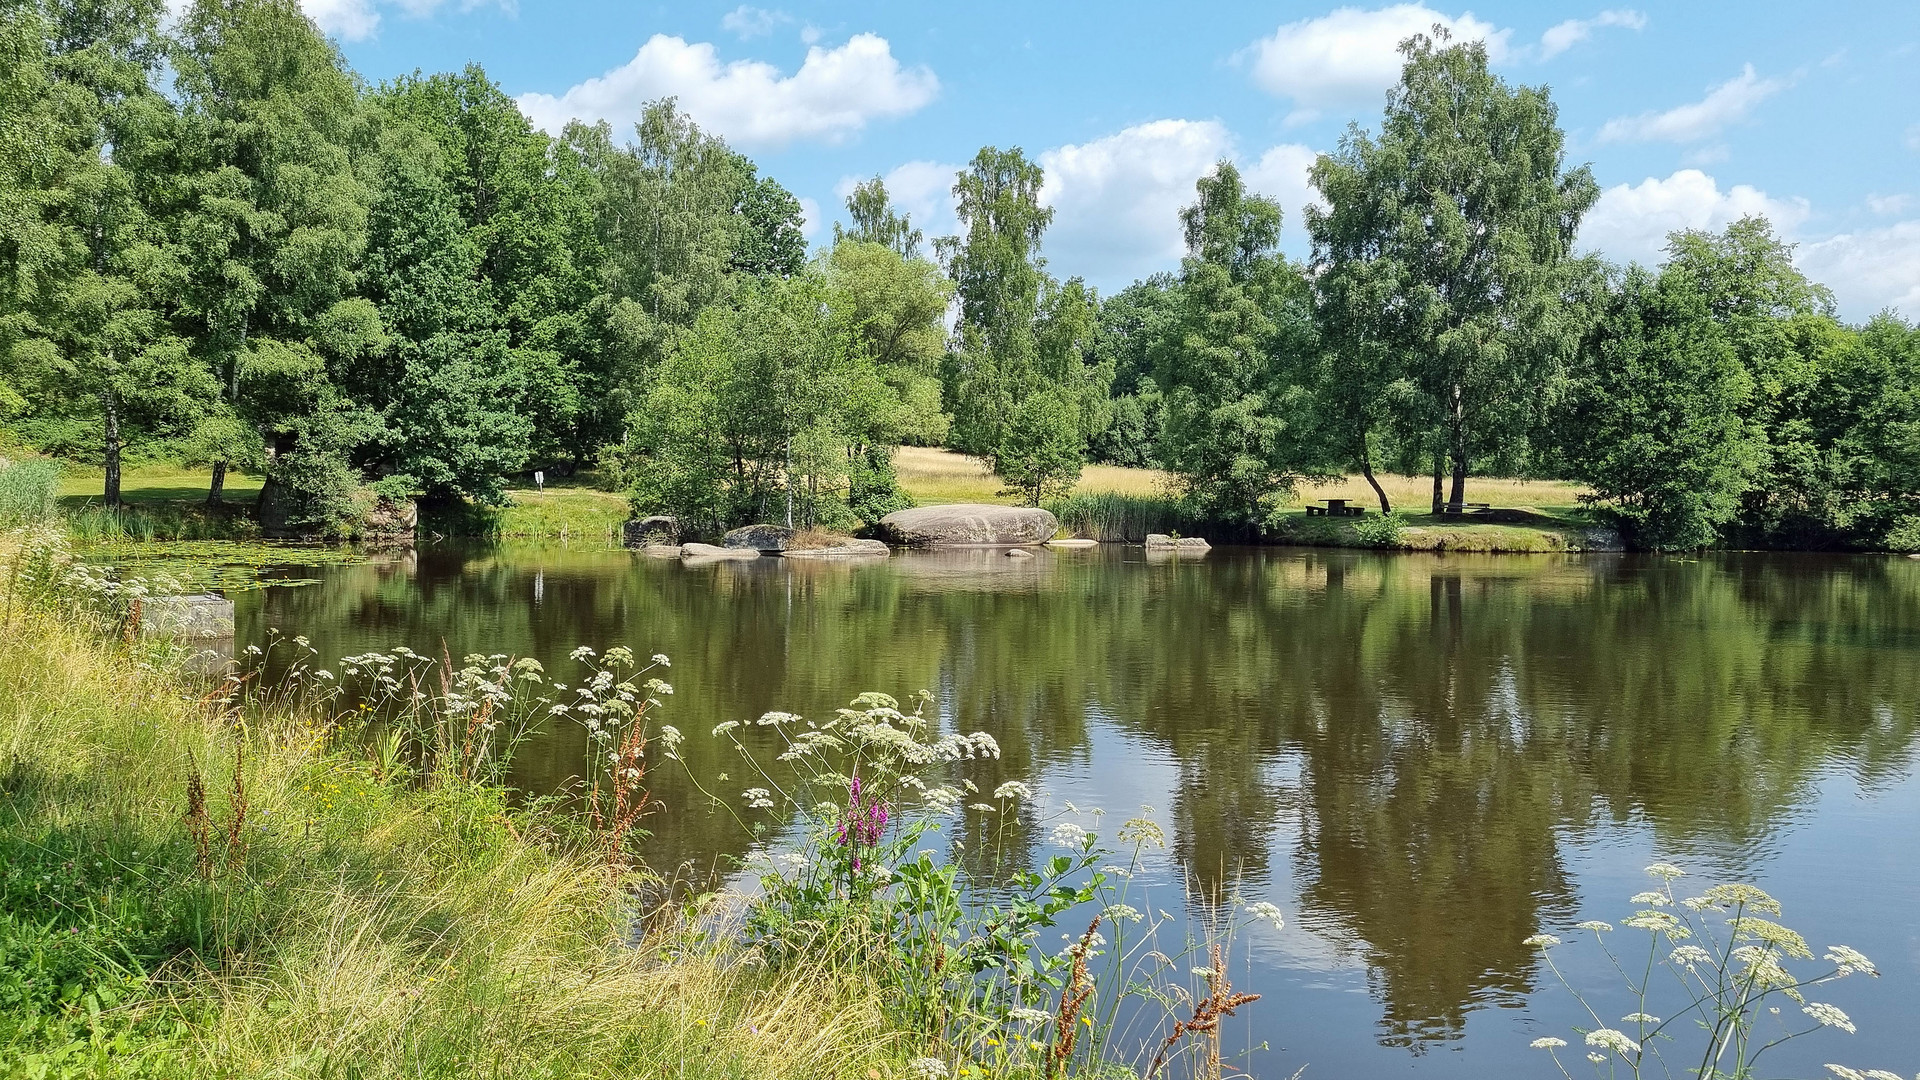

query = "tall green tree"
[[834, 176, 923, 258], [628, 271, 890, 534], [1087, 275, 1176, 468], [158, 0, 370, 522], [1563, 265, 1760, 549], [370, 66, 606, 473], [824, 238, 953, 446], [937, 147, 1104, 503], [0, 0, 198, 505], [1307, 30, 1600, 514], [1154, 161, 1319, 524]]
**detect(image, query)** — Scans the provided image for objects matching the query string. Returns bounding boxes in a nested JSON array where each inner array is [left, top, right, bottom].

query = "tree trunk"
[[102, 391, 122, 509], [1430, 447, 1444, 516], [1448, 446, 1469, 511], [1358, 435, 1390, 515], [208, 460, 227, 506]]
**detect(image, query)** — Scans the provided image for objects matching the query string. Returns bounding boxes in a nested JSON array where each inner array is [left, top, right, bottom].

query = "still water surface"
[[236, 544, 1920, 1076]]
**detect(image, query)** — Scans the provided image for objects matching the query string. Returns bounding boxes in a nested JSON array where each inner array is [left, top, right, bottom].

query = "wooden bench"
[[1438, 502, 1493, 516]]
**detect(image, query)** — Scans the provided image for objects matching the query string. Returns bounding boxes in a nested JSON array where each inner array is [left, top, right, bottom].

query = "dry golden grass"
[[895, 446, 1585, 510], [1295, 472, 1588, 512]]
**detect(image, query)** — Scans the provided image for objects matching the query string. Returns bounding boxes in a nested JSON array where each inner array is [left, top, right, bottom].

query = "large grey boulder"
[[878, 504, 1058, 547], [780, 538, 890, 559], [1144, 534, 1210, 551], [724, 524, 797, 552], [142, 594, 235, 639], [681, 543, 759, 560], [623, 515, 679, 547]]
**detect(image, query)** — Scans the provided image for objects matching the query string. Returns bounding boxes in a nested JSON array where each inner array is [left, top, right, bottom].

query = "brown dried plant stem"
[[1046, 915, 1102, 1079], [1143, 943, 1262, 1080]]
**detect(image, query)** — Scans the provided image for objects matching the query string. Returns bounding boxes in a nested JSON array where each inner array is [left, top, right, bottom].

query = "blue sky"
[[304, 1, 1920, 320]]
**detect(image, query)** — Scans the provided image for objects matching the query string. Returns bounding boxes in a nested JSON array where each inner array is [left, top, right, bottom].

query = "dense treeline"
[[2, 6, 1915, 550]]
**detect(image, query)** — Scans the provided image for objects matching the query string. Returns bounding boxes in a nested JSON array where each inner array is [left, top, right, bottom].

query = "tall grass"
[[62, 502, 261, 542], [419, 488, 629, 541], [0, 458, 60, 526], [0, 531, 937, 1080], [1046, 492, 1257, 544]]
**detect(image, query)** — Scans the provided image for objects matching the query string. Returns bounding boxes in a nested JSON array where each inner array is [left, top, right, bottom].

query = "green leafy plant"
[[1351, 509, 1409, 548]]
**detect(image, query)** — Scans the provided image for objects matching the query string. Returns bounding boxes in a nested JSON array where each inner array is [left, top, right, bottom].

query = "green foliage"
[[834, 176, 925, 258], [0, 459, 61, 526], [1087, 276, 1175, 468], [1307, 30, 1601, 511], [1045, 492, 1222, 544], [627, 273, 891, 535], [939, 148, 1107, 496], [1349, 509, 1408, 548], [1564, 266, 1762, 550], [1155, 162, 1321, 524]]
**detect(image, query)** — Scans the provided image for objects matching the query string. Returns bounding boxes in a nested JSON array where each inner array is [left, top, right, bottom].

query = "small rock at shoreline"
[[1145, 533, 1210, 551], [681, 543, 759, 560]]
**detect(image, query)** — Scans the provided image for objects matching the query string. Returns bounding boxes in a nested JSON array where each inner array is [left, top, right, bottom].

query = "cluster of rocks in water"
[[622, 504, 1216, 562]]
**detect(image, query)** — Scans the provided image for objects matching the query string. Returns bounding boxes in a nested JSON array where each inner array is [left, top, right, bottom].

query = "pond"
[[235, 543, 1920, 1077]]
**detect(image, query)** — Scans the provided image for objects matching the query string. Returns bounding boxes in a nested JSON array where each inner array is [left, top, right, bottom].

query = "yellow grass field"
[[893, 446, 1586, 510]]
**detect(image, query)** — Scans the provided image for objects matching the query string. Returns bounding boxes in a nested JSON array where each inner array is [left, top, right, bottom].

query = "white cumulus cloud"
[[1038, 120, 1239, 280], [1597, 64, 1788, 143], [1578, 169, 1809, 268], [1538, 9, 1646, 59], [1245, 5, 1512, 124], [285, 0, 505, 42], [1241, 143, 1325, 229], [516, 33, 937, 148], [1799, 222, 1920, 319]]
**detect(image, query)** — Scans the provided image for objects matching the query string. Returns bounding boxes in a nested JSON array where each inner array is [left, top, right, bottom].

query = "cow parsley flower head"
[[1530, 1037, 1567, 1049], [1824, 945, 1875, 977], [1245, 901, 1285, 931], [1803, 1002, 1856, 1034], [1007, 1007, 1053, 1025], [1621, 1012, 1660, 1024], [1576, 920, 1613, 933], [1049, 822, 1090, 849], [743, 788, 775, 809], [1629, 890, 1670, 906], [908, 1058, 949, 1080], [1644, 862, 1687, 881], [994, 780, 1034, 802], [1669, 945, 1713, 967], [1586, 1029, 1640, 1056], [1522, 934, 1562, 949]]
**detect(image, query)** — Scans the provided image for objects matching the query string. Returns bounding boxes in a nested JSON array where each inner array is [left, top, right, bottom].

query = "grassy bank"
[[0, 546, 925, 1079], [418, 485, 630, 542]]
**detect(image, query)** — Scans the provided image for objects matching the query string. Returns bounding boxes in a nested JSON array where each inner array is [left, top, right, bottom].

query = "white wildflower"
[[1644, 862, 1687, 880], [969, 803, 995, 812], [1803, 1003, 1856, 1034], [1621, 1012, 1660, 1024], [1629, 890, 1670, 906], [1669, 945, 1713, 967], [711, 720, 740, 736], [1576, 920, 1613, 933], [743, 788, 775, 810], [1824, 946, 1876, 977], [1007, 1007, 1053, 1025], [1530, 1037, 1567, 1049], [569, 645, 596, 662], [908, 1057, 949, 1080], [758, 711, 800, 726], [651, 654, 670, 667], [1522, 934, 1562, 949], [1049, 822, 1089, 849], [1245, 901, 1285, 931], [1103, 903, 1143, 924], [1587, 1053, 1607, 1064], [994, 780, 1034, 802], [1586, 1028, 1640, 1055], [1190, 967, 1216, 978], [923, 786, 962, 815]]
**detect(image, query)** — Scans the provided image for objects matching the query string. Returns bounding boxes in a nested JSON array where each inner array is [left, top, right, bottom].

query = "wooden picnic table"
[[1438, 501, 1493, 516], [1307, 498, 1367, 517]]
